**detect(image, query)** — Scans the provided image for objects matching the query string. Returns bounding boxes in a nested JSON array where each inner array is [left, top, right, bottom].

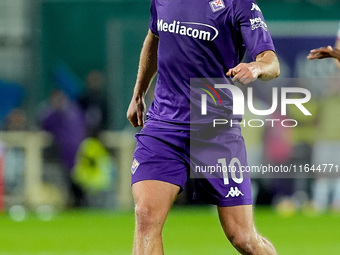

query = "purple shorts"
[[131, 120, 253, 207]]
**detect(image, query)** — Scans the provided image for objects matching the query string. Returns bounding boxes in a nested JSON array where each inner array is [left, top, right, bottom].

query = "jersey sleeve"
[[233, 0, 275, 60], [149, 0, 159, 36]]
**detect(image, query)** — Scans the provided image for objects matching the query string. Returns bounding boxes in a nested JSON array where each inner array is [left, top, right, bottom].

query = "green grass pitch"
[[0, 206, 339, 254]]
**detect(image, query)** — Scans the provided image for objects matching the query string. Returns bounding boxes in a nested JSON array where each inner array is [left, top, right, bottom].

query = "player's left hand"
[[226, 62, 262, 85]]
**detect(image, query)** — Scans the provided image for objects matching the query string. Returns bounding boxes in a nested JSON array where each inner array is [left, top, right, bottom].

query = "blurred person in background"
[[287, 95, 318, 210], [72, 135, 116, 208], [78, 70, 108, 137], [76, 70, 117, 207], [262, 110, 294, 209], [39, 89, 87, 207]]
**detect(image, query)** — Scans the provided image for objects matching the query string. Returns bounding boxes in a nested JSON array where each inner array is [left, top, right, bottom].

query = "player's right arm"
[[127, 29, 159, 127], [308, 23, 340, 69]]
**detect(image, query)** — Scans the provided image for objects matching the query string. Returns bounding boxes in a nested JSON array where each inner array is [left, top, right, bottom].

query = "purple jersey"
[[147, 0, 275, 125]]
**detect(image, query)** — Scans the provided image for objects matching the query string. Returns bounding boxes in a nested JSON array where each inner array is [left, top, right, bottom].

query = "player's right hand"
[[307, 46, 340, 61], [127, 95, 146, 127]]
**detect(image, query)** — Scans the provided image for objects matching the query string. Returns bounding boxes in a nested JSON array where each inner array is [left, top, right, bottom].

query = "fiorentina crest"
[[209, 0, 225, 12], [131, 158, 140, 174]]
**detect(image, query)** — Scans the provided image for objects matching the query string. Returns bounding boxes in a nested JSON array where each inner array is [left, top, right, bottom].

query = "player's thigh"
[[217, 204, 256, 240], [132, 180, 180, 219], [131, 124, 189, 192]]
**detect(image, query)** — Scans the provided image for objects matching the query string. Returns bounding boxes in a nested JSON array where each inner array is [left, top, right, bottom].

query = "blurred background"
[[0, 0, 339, 254]]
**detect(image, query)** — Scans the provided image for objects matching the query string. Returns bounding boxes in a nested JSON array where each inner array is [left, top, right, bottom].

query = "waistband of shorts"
[[144, 118, 242, 136]]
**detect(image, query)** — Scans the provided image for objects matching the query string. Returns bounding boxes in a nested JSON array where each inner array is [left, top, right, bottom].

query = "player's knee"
[[134, 203, 161, 234], [228, 231, 257, 255]]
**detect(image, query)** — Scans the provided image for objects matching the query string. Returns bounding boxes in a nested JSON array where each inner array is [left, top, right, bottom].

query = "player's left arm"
[[226, 50, 280, 85], [228, 0, 280, 85]]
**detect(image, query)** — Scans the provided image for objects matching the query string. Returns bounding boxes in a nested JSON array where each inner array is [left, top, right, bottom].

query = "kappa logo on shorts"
[[131, 158, 140, 174], [225, 187, 244, 198], [209, 0, 225, 13]]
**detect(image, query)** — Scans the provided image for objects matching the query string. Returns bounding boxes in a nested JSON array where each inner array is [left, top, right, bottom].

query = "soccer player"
[[127, 0, 280, 254], [308, 22, 340, 213]]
